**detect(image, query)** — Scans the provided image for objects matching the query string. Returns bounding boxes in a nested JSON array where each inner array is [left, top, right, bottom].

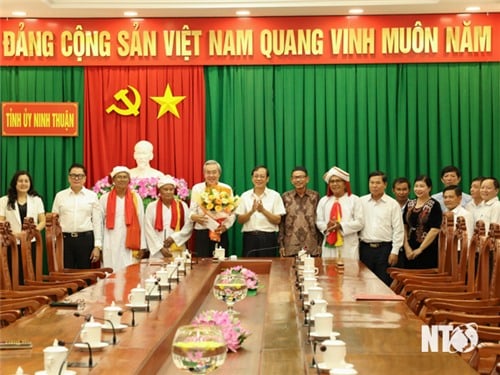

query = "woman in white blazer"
[[0, 170, 45, 284]]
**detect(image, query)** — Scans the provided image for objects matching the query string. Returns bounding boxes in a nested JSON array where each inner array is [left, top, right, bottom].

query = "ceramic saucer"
[[125, 303, 148, 309], [102, 323, 128, 331], [317, 362, 354, 371], [35, 371, 76, 375], [310, 330, 340, 339], [75, 342, 109, 350]]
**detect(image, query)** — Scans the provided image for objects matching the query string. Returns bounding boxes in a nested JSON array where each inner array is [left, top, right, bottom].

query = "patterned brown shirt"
[[278, 189, 321, 256]]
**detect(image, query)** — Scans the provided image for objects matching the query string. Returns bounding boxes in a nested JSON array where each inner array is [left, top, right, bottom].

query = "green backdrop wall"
[[1, 62, 499, 256]]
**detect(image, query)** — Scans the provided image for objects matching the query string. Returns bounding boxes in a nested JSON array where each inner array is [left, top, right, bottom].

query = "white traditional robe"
[[316, 193, 364, 259], [100, 191, 146, 272], [144, 199, 193, 259]]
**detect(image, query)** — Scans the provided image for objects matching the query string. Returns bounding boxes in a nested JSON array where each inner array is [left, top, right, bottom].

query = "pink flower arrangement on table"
[[192, 310, 250, 352], [222, 266, 259, 290], [92, 176, 190, 209]]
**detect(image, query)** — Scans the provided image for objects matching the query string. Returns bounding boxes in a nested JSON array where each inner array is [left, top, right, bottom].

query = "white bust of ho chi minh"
[[129, 140, 164, 179]]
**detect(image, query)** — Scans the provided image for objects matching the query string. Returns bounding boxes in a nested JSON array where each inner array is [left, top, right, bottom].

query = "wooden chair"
[[428, 318, 500, 374], [388, 212, 456, 294], [469, 342, 500, 375], [0, 310, 20, 327], [409, 224, 500, 321], [19, 217, 86, 292], [45, 213, 112, 283], [0, 221, 67, 301], [401, 221, 491, 316], [411, 223, 500, 319], [399, 215, 467, 287]]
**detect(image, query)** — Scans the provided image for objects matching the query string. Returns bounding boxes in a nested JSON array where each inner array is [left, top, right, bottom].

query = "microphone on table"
[[59, 312, 93, 374], [184, 249, 194, 269], [90, 314, 123, 345], [169, 262, 181, 284], [129, 307, 137, 327], [310, 341, 321, 375], [146, 277, 161, 312], [245, 246, 279, 257]]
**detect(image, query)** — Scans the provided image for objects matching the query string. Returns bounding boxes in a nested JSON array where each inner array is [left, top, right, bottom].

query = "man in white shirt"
[[51, 163, 103, 268], [476, 177, 500, 235], [359, 171, 404, 286], [190, 160, 236, 258], [465, 176, 484, 221], [235, 165, 286, 257], [443, 185, 474, 245], [432, 165, 472, 212]]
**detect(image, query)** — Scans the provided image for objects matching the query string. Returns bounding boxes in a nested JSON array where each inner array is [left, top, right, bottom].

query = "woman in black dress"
[[403, 175, 442, 269]]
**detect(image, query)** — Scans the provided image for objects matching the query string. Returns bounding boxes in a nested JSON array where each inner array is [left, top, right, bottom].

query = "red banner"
[[1, 13, 498, 66], [2, 102, 78, 136]]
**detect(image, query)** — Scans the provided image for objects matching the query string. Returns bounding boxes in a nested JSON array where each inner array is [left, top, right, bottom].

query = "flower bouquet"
[[192, 310, 250, 352], [222, 266, 260, 295], [194, 187, 240, 242]]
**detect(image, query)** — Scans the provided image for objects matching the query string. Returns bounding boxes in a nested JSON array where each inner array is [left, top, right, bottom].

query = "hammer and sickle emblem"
[[106, 85, 141, 116]]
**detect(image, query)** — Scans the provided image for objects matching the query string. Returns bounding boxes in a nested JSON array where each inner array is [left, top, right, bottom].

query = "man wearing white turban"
[[144, 175, 193, 259], [100, 166, 147, 271], [316, 166, 364, 259]]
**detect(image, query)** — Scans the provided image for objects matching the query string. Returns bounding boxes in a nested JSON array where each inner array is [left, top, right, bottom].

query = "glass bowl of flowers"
[[221, 266, 260, 296], [192, 310, 250, 353]]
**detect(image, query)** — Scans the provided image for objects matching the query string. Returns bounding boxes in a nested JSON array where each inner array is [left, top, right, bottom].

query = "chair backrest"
[[19, 217, 44, 282], [437, 212, 456, 275], [0, 221, 20, 290], [454, 216, 469, 283], [45, 213, 65, 273], [487, 223, 500, 299], [472, 221, 490, 298]]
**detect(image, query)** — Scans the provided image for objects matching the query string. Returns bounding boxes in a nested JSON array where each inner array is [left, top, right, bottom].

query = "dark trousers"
[[7, 243, 36, 286], [243, 231, 278, 257], [63, 231, 94, 269], [193, 229, 229, 258], [359, 241, 393, 286]]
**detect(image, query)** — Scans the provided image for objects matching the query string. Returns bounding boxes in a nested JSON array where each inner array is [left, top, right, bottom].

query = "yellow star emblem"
[[150, 84, 186, 119]]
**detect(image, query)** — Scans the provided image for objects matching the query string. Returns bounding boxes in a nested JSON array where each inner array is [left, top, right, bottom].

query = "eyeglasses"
[[292, 175, 307, 180], [329, 179, 344, 184], [69, 174, 86, 179]]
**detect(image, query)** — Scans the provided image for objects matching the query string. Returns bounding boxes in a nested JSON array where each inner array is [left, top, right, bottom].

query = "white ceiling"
[[1, 0, 500, 18]]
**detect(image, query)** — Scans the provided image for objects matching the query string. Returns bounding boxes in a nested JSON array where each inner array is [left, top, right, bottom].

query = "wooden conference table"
[[0, 257, 477, 374]]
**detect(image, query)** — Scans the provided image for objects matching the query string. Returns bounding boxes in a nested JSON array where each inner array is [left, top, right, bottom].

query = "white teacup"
[[175, 257, 186, 271], [43, 344, 68, 375], [310, 298, 328, 317], [302, 277, 318, 294], [128, 285, 146, 306], [302, 268, 319, 278], [321, 339, 347, 369], [145, 276, 159, 295], [213, 248, 225, 260], [166, 263, 178, 280], [308, 286, 323, 301], [314, 312, 333, 336], [80, 321, 102, 346], [104, 302, 122, 328], [156, 267, 170, 285], [297, 249, 308, 259], [303, 256, 315, 268]]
